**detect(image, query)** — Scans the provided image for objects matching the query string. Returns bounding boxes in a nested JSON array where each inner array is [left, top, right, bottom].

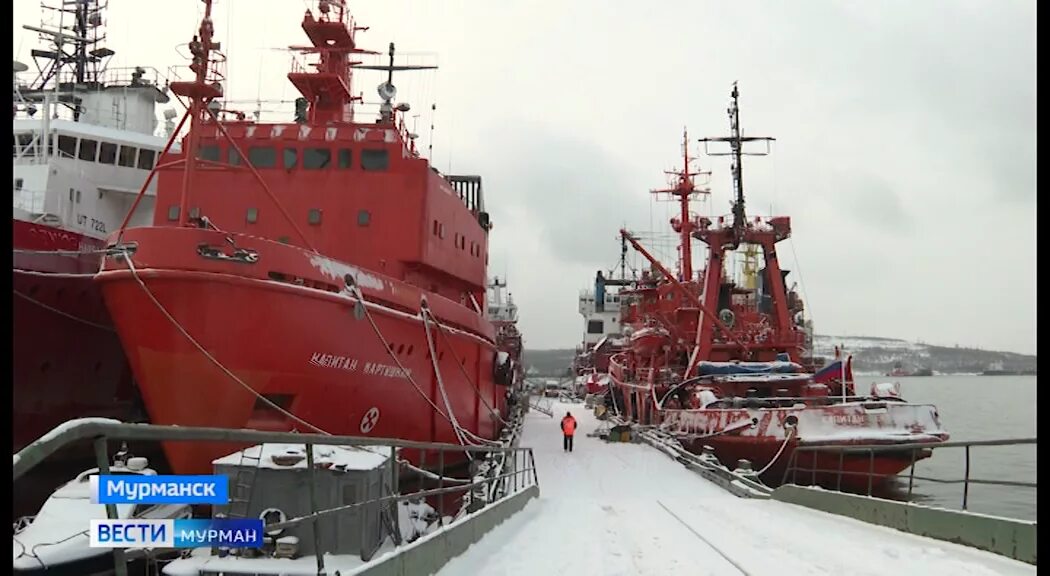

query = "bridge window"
[[337, 148, 352, 169], [246, 207, 258, 224], [432, 220, 439, 236], [138, 148, 156, 170], [78, 138, 98, 162], [167, 205, 179, 221], [361, 149, 388, 171], [587, 320, 604, 334], [98, 142, 118, 165], [283, 148, 298, 170], [303, 148, 331, 169], [57, 135, 77, 158], [248, 146, 276, 168], [228, 147, 241, 166], [358, 210, 371, 226], [197, 145, 220, 162], [118, 145, 137, 168]]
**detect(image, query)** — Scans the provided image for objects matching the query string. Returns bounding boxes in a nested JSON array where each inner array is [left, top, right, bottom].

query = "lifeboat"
[[629, 326, 670, 356]]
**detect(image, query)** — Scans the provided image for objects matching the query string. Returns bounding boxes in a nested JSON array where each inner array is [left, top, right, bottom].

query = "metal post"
[[811, 451, 816, 486], [530, 450, 538, 486], [867, 449, 875, 497], [304, 444, 326, 576], [907, 449, 917, 501], [390, 446, 400, 540], [837, 450, 844, 492], [963, 445, 971, 510], [94, 437, 128, 576], [437, 449, 445, 527]]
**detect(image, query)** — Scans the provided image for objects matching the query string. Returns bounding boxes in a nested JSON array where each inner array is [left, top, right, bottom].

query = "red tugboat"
[[96, 0, 510, 475], [608, 85, 948, 489], [13, 0, 172, 453]]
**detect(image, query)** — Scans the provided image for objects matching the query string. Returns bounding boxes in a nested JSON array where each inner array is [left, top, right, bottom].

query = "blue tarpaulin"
[[696, 361, 803, 375]]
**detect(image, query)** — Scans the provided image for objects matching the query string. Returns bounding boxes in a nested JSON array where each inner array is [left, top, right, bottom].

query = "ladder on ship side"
[[225, 448, 263, 520]]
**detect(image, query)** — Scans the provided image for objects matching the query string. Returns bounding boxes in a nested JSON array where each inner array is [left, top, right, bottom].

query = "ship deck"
[[436, 400, 1034, 576]]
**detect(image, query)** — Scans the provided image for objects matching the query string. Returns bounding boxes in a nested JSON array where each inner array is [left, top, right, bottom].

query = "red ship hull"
[[683, 436, 932, 492], [12, 219, 143, 453], [653, 399, 948, 491], [98, 227, 506, 475]]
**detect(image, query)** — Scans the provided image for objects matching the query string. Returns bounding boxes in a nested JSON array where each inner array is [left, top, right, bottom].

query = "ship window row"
[[196, 144, 389, 172], [433, 222, 482, 258], [13, 133, 158, 171]]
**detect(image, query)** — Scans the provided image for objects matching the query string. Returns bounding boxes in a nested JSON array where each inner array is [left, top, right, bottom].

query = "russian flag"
[[813, 355, 854, 394]]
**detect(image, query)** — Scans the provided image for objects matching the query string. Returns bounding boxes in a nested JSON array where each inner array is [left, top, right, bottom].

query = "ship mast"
[[167, 0, 224, 228], [650, 128, 709, 281], [698, 83, 774, 244], [20, 0, 114, 120]]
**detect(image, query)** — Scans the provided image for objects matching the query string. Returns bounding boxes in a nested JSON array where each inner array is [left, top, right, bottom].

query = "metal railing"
[[782, 438, 1036, 512], [13, 188, 46, 213], [14, 417, 537, 576]]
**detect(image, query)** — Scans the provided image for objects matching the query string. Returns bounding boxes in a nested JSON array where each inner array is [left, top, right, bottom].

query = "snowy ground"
[[437, 400, 1035, 576]]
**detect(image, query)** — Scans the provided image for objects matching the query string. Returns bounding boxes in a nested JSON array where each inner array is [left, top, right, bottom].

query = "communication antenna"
[[698, 83, 775, 235], [354, 42, 436, 123]]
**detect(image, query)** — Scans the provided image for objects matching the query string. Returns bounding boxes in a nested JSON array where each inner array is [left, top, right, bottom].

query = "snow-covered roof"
[[212, 444, 391, 471]]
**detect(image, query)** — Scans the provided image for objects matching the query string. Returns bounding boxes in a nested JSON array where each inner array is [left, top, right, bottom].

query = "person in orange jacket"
[[561, 411, 577, 452]]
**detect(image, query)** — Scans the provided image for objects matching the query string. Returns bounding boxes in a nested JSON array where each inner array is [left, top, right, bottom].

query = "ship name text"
[[309, 353, 411, 380]]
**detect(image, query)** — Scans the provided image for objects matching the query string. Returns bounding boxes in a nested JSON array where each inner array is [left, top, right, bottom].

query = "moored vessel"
[[96, 0, 510, 475], [13, 0, 173, 455], [606, 85, 948, 489]]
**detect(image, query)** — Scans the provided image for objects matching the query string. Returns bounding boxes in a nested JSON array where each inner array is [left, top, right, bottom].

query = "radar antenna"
[[355, 43, 436, 123]]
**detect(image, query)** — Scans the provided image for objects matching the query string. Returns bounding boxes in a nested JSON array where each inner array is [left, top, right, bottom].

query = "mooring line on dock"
[[657, 499, 751, 576]]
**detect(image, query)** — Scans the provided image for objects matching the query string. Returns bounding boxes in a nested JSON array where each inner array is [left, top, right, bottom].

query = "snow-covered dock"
[[437, 400, 1035, 576]]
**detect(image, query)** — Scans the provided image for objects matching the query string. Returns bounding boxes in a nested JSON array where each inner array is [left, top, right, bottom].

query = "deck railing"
[[782, 437, 1036, 513], [14, 414, 536, 576]]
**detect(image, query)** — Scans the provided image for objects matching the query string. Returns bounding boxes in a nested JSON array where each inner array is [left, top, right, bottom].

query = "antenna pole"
[[429, 103, 435, 158], [729, 84, 745, 231], [698, 83, 775, 241]]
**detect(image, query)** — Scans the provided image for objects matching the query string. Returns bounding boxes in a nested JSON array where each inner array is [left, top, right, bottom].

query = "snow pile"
[[398, 499, 438, 542]]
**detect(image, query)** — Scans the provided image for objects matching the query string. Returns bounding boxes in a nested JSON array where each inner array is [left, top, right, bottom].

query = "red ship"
[[13, 1, 172, 454], [606, 85, 948, 490], [96, 0, 512, 475], [488, 277, 525, 393]]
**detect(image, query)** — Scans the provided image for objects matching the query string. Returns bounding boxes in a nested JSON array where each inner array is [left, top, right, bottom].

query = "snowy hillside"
[[526, 335, 1037, 376], [814, 335, 1037, 375]]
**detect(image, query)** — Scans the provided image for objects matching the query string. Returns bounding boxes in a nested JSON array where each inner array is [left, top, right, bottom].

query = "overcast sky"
[[14, 0, 1036, 355]]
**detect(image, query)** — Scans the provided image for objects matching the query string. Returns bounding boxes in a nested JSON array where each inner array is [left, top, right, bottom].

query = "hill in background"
[[524, 335, 1037, 377]]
